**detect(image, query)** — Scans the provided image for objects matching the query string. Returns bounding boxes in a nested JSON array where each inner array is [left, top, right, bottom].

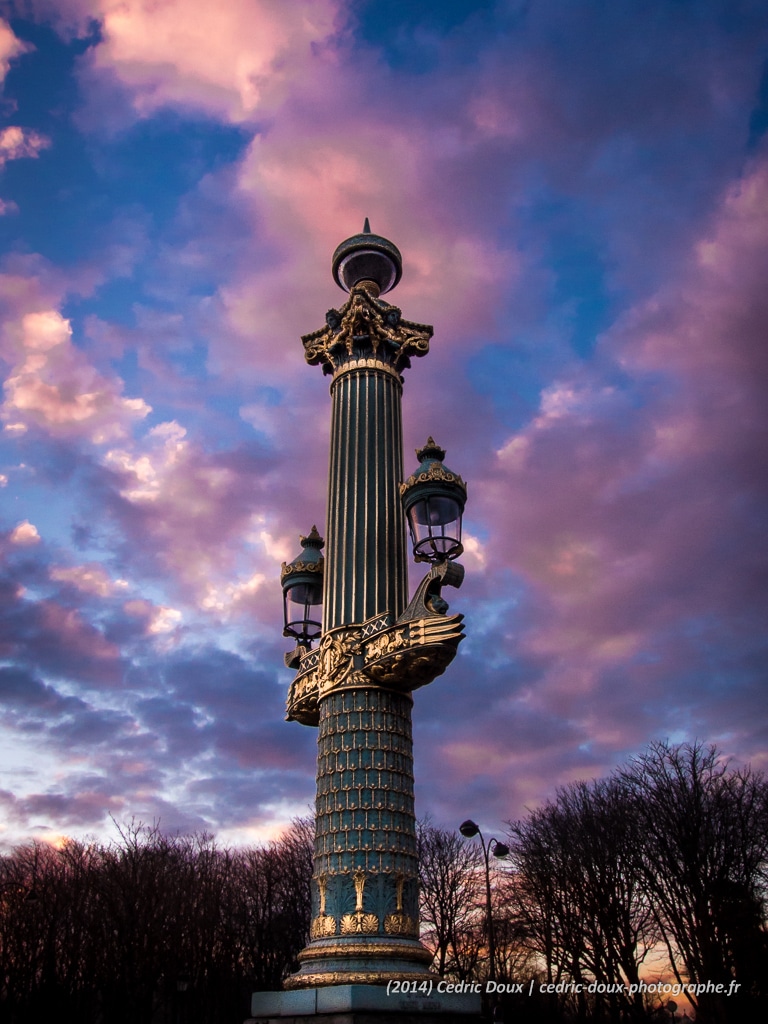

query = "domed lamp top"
[[401, 438, 468, 511], [281, 525, 324, 591], [332, 218, 403, 295]]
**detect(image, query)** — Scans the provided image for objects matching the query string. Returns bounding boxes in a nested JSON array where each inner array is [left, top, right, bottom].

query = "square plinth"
[[248, 983, 483, 1022]]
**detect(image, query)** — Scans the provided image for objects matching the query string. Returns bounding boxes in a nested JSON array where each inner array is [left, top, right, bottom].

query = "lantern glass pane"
[[284, 579, 323, 641], [410, 495, 460, 527], [287, 578, 323, 606], [407, 496, 463, 562]]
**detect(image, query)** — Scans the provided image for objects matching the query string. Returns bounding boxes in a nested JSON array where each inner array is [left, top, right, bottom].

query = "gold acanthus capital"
[[301, 283, 433, 376]]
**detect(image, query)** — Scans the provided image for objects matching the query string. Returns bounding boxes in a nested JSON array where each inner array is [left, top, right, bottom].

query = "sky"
[[0, 0, 767, 851]]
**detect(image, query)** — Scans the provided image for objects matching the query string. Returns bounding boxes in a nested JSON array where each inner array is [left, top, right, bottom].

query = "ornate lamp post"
[[458, 820, 509, 982], [279, 221, 468, 992]]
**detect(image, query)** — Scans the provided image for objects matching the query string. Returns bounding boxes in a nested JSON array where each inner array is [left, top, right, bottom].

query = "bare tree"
[[0, 817, 314, 1024], [490, 868, 539, 985], [417, 819, 484, 978], [232, 816, 313, 992], [620, 740, 768, 1024], [509, 796, 593, 1019], [509, 777, 661, 1022]]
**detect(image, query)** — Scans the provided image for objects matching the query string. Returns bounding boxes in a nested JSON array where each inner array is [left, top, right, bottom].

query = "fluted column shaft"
[[324, 362, 408, 629]]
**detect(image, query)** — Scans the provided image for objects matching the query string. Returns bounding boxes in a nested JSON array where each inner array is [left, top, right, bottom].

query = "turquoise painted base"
[[249, 983, 482, 1018]]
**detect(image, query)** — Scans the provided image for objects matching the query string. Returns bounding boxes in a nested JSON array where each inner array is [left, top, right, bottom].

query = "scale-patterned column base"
[[288, 687, 432, 990]]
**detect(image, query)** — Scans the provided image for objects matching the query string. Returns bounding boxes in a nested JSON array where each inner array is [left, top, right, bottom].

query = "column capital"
[[301, 284, 433, 378]]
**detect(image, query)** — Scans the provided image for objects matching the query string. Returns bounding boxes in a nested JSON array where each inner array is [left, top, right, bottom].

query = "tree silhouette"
[[0, 818, 313, 1024], [619, 741, 768, 1024]]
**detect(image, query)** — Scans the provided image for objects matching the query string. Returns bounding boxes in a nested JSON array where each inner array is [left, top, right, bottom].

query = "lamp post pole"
[[280, 222, 468, 990], [459, 821, 509, 982]]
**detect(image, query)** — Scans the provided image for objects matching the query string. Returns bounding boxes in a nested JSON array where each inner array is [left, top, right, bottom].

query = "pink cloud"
[[46, 3, 521, 387], [0, 18, 30, 83], [9, 520, 40, 545], [184, 101, 521, 407], [49, 563, 129, 597], [0, 125, 50, 168], [0, 259, 62, 317], [123, 597, 182, 637], [75, 0, 340, 125], [229, 124, 518, 334], [0, 118, 49, 214], [38, 601, 121, 662], [619, 158, 768, 406], [1, 309, 151, 441], [98, 421, 289, 622]]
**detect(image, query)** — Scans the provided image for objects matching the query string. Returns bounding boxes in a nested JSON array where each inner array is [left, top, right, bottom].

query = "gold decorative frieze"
[[330, 357, 404, 386], [280, 559, 323, 581], [399, 461, 467, 496], [340, 911, 380, 934], [285, 966, 434, 989], [383, 871, 418, 935], [311, 914, 337, 938], [365, 627, 408, 661], [285, 608, 465, 722], [297, 939, 433, 963], [383, 913, 418, 936], [317, 629, 361, 694]]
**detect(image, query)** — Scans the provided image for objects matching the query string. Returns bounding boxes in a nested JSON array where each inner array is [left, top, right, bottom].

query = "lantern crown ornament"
[[280, 526, 324, 645], [331, 217, 403, 295], [401, 437, 467, 563]]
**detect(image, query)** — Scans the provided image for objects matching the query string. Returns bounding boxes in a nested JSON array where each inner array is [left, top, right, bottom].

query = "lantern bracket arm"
[[396, 559, 464, 625]]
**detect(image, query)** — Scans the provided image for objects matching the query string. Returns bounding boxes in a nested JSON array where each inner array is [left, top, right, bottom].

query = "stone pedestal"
[[247, 983, 483, 1024]]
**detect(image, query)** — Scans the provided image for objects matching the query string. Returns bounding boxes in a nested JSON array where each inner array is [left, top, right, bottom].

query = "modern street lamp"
[[459, 820, 510, 982], [278, 221, 469, 991]]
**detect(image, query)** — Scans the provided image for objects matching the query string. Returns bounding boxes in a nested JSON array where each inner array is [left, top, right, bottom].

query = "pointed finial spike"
[[363, 217, 371, 234], [415, 436, 447, 463], [300, 524, 324, 547]]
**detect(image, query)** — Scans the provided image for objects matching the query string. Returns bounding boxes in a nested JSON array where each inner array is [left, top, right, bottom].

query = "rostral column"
[[281, 221, 467, 988]]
